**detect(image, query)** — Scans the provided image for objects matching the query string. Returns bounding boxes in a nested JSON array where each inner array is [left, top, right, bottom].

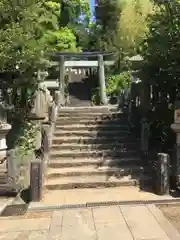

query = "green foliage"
[[6, 120, 38, 161], [0, 0, 84, 73], [90, 0, 156, 68], [1, 75, 38, 120], [39, 0, 81, 52], [0, 0, 87, 160], [139, 1, 180, 149], [141, 1, 180, 91], [0, 0, 47, 72], [60, 0, 90, 27], [91, 87, 100, 105], [40, 27, 78, 52], [0, 0, 84, 115], [59, 0, 90, 50], [92, 0, 121, 51], [14, 122, 38, 159], [118, 0, 156, 54], [106, 72, 131, 96]]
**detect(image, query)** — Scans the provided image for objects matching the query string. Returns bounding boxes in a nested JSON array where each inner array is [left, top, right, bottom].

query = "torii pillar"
[[59, 55, 65, 106], [98, 54, 108, 105]]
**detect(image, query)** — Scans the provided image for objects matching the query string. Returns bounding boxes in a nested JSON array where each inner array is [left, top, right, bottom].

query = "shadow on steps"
[[48, 106, 153, 192]]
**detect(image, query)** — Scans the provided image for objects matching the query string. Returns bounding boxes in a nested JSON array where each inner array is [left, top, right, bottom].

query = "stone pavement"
[[0, 204, 180, 240], [40, 186, 176, 206]]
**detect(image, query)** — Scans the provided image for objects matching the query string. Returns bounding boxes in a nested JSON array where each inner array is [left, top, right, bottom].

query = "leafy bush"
[[91, 87, 100, 105], [106, 71, 131, 96]]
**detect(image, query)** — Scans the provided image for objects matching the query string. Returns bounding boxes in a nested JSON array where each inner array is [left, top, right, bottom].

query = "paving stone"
[[27, 230, 48, 240], [60, 208, 96, 240], [0, 230, 48, 240], [0, 231, 28, 240], [48, 211, 63, 240], [120, 205, 170, 240], [0, 218, 51, 232], [48, 225, 62, 240], [62, 208, 94, 228], [92, 206, 124, 223], [148, 204, 180, 240], [61, 224, 96, 240], [95, 222, 133, 240]]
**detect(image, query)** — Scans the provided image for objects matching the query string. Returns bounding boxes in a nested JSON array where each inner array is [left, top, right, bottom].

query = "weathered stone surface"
[[0, 205, 179, 240], [93, 206, 124, 224], [95, 222, 133, 240], [0, 218, 51, 232], [48, 211, 63, 240], [0, 230, 48, 240], [121, 205, 170, 240], [46, 106, 147, 193]]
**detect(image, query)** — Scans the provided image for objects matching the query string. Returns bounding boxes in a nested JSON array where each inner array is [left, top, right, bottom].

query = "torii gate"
[[46, 51, 115, 105]]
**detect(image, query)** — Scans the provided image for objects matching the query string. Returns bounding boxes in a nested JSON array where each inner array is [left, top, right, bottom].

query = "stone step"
[[55, 124, 129, 131], [59, 105, 119, 112], [45, 175, 143, 190], [55, 119, 127, 125], [51, 142, 138, 151], [57, 115, 125, 121], [52, 136, 136, 144], [0, 184, 17, 195], [47, 165, 142, 179], [50, 149, 139, 159], [48, 157, 141, 168], [0, 171, 15, 194], [58, 112, 123, 117], [0, 171, 7, 184], [53, 130, 130, 137]]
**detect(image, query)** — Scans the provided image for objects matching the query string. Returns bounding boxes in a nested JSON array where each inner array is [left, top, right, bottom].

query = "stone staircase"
[[45, 106, 148, 191], [0, 161, 13, 194]]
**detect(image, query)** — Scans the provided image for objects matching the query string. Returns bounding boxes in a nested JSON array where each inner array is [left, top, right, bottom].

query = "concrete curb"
[[28, 198, 180, 212]]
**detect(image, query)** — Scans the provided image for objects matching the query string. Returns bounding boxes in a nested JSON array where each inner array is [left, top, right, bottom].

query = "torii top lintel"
[[45, 51, 116, 60]]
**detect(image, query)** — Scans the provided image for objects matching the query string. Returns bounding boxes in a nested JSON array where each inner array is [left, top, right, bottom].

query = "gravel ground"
[[158, 204, 180, 233]]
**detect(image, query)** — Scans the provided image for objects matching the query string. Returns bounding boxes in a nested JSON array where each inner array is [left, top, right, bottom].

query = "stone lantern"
[[0, 107, 11, 162]]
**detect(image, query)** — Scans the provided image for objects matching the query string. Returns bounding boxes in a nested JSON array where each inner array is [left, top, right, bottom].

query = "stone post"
[[59, 55, 65, 106], [140, 117, 149, 156], [98, 54, 108, 105], [140, 77, 150, 117], [154, 153, 170, 195], [171, 100, 180, 187], [30, 157, 43, 202]]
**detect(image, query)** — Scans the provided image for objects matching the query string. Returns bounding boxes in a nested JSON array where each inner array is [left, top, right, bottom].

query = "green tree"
[[92, 0, 121, 51], [141, 0, 180, 103], [139, 1, 180, 148], [91, 0, 156, 57], [118, 0, 156, 56], [60, 0, 91, 50], [38, 0, 80, 52], [0, 0, 47, 72]]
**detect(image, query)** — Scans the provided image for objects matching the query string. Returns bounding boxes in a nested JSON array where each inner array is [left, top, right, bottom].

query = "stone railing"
[[3, 83, 59, 200], [119, 79, 149, 157], [120, 76, 174, 195], [29, 89, 59, 201]]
